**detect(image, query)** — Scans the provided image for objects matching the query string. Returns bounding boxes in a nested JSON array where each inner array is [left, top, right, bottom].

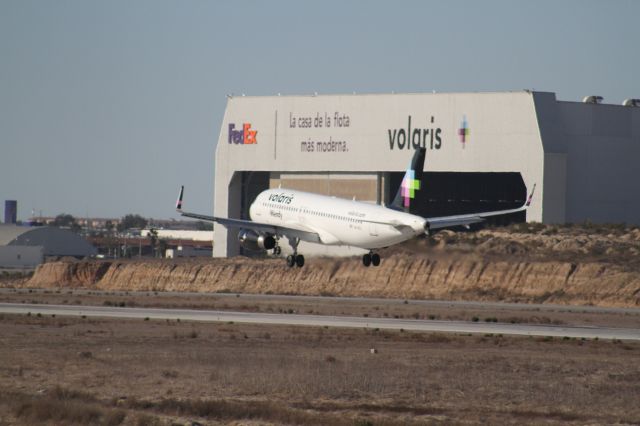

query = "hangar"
[[0, 225, 97, 268], [212, 91, 640, 257]]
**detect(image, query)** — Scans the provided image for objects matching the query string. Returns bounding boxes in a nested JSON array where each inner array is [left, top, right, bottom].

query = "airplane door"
[[368, 222, 378, 237]]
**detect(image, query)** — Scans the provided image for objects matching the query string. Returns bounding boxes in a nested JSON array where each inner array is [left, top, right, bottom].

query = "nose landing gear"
[[362, 252, 381, 267]]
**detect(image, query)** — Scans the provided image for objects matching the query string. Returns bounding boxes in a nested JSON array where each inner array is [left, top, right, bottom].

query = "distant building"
[[165, 247, 213, 258], [140, 228, 213, 258], [31, 216, 122, 229], [0, 225, 97, 268], [28, 216, 204, 231], [4, 200, 17, 224], [0, 246, 43, 269], [140, 229, 213, 242], [213, 90, 640, 257]]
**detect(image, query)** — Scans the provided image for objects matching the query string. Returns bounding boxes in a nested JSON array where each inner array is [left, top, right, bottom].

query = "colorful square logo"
[[458, 115, 470, 148], [401, 169, 421, 208]]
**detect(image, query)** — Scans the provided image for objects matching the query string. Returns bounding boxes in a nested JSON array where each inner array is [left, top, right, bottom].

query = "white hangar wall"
[[213, 91, 548, 257], [212, 91, 640, 257], [533, 92, 640, 225], [0, 246, 43, 269]]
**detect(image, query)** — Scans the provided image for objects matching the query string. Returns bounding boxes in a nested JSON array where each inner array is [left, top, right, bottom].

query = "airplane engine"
[[237, 229, 276, 251]]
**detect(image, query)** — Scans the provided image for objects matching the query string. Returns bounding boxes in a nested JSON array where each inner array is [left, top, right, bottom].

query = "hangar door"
[[239, 172, 271, 220], [387, 172, 527, 226]]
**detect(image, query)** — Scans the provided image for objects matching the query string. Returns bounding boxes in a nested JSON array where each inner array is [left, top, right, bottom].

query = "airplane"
[[176, 148, 535, 268]]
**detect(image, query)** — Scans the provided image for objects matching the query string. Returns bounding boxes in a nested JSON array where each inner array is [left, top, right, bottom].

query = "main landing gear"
[[284, 236, 305, 268], [362, 251, 381, 267], [286, 254, 305, 268]]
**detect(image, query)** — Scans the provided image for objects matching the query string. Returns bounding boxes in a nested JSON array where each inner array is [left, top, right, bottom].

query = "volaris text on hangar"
[[213, 91, 640, 257]]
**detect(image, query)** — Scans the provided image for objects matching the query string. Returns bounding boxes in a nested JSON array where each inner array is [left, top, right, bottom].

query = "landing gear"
[[271, 236, 282, 256], [362, 252, 381, 267], [285, 237, 305, 268], [286, 254, 305, 268]]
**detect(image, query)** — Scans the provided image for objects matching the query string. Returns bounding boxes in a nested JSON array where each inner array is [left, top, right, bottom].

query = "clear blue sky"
[[1, 0, 638, 221]]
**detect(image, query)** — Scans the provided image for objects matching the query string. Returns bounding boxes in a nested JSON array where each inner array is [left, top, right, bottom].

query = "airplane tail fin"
[[176, 186, 184, 211], [390, 148, 426, 213]]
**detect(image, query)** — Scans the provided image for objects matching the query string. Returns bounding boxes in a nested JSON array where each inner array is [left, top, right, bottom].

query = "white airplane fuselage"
[[176, 147, 533, 267], [249, 188, 426, 249]]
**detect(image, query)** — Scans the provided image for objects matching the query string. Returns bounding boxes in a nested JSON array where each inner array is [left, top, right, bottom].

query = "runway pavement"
[[2, 302, 639, 341]]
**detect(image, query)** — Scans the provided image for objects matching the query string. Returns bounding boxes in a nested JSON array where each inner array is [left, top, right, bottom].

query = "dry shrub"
[[135, 413, 161, 426], [104, 409, 127, 426], [13, 397, 103, 424], [131, 397, 356, 425], [49, 385, 97, 403], [161, 369, 179, 379], [423, 333, 452, 344], [7, 386, 125, 426]]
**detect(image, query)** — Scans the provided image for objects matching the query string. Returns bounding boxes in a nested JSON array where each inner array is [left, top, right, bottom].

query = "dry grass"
[[128, 397, 381, 426], [0, 313, 639, 424], [420, 222, 640, 268], [3, 386, 126, 426]]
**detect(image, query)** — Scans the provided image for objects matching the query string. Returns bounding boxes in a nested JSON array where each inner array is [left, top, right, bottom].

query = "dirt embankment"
[[18, 224, 640, 308], [23, 254, 640, 308]]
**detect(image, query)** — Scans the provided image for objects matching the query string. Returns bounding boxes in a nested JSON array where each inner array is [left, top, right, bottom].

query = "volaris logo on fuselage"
[[388, 116, 442, 150], [268, 193, 294, 204]]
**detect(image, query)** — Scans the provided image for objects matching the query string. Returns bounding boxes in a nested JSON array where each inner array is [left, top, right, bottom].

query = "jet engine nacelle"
[[237, 229, 276, 251]]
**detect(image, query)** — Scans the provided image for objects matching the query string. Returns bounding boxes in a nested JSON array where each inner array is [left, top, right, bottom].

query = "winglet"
[[525, 183, 536, 207], [176, 186, 184, 212]]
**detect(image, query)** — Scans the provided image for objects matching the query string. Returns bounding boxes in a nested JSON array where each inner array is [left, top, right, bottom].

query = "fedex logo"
[[228, 123, 258, 145]]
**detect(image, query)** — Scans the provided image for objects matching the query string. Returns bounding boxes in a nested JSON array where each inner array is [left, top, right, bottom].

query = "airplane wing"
[[425, 184, 536, 231], [175, 186, 321, 244], [361, 184, 536, 232]]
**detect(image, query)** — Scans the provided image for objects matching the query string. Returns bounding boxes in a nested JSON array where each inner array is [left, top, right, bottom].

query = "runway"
[[3, 287, 637, 315], [2, 302, 639, 340]]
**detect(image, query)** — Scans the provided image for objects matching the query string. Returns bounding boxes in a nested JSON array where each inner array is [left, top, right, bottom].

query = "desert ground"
[[1, 223, 639, 425], [1, 290, 639, 425]]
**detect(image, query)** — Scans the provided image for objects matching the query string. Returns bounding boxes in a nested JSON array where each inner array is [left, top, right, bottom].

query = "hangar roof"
[[0, 225, 29, 246], [0, 225, 97, 257]]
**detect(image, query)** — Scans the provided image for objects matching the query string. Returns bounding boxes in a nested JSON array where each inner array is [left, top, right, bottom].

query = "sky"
[[1, 0, 638, 221]]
